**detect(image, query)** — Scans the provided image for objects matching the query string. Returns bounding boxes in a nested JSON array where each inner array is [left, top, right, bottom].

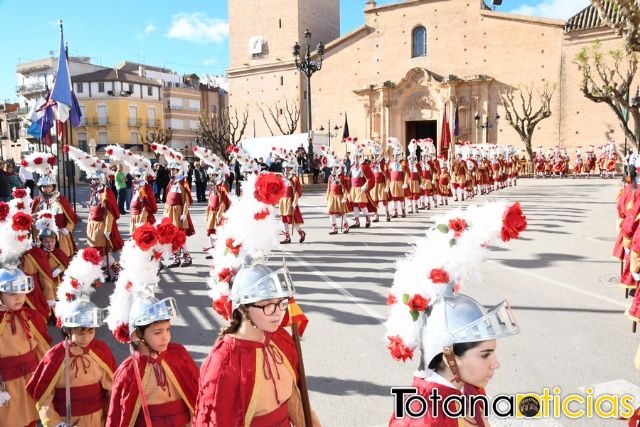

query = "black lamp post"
[[475, 112, 500, 144], [318, 121, 341, 146], [293, 29, 325, 172]]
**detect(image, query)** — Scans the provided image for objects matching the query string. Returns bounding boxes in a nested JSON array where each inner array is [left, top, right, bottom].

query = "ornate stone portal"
[[354, 68, 495, 151]]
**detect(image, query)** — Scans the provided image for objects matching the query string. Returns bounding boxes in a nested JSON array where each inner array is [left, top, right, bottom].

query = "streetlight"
[[475, 112, 500, 144], [293, 29, 325, 172], [318, 121, 341, 146]]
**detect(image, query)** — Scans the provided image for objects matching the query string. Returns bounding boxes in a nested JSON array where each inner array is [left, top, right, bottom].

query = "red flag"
[[440, 102, 451, 154], [281, 297, 309, 337]]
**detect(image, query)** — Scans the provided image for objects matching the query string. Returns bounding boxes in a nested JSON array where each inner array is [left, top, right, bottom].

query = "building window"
[[211, 105, 217, 114], [280, 76, 284, 86], [412, 26, 427, 58], [98, 131, 108, 146], [76, 83, 83, 93], [147, 86, 153, 96], [98, 82, 105, 93], [279, 19, 282, 29], [130, 132, 138, 145], [128, 83, 134, 93]]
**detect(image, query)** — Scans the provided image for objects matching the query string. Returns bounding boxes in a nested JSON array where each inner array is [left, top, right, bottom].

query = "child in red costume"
[[0, 265, 52, 427], [105, 218, 198, 427], [26, 248, 116, 426], [195, 263, 320, 426]]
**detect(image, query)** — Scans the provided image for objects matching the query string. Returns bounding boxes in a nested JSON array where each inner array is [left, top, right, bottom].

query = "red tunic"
[[106, 343, 199, 427], [26, 339, 117, 417], [194, 327, 300, 426], [130, 183, 158, 224], [89, 187, 125, 252]]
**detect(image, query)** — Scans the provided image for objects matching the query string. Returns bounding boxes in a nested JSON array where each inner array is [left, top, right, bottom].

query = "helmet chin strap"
[[443, 346, 461, 383], [137, 330, 161, 356]]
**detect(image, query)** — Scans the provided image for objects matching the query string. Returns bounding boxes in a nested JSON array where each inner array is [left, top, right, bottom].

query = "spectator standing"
[[344, 153, 352, 176], [4, 163, 22, 194], [312, 153, 321, 184], [18, 164, 35, 197], [156, 163, 170, 203], [187, 162, 195, 189], [115, 164, 128, 214], [125, 170, 133, 211], [194, 161, 207, 202], [0, 160, 10, 201]]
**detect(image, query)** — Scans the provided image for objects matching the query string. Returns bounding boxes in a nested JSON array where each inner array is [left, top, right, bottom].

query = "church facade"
[[227, 0, 631, 156]]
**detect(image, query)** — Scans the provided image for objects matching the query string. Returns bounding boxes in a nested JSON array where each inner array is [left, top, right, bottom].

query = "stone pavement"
[[60, 178, 635, 426]]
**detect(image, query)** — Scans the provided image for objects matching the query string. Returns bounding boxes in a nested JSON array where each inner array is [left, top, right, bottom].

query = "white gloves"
[[60, 228, 69, 236], [52, 268, 61, 278], [402, 183, 408, 190], [104, 231, 111, 240], [361, 184, 368, 192], [180, 214, 187, 222], [633, 272, 640, 282]]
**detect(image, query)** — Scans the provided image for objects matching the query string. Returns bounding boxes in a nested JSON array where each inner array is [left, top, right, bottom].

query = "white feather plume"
[[55, 248, 106, 321]]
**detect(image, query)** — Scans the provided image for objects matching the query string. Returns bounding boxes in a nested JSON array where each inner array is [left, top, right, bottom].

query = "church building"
[[227, 0, 630, 156]]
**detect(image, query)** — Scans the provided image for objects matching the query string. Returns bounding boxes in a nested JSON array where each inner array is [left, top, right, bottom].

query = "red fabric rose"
[[12, 188, 27, 199], [387, 335, 413, 362], [192, 146, 198, 152], [156, 217, 178, 245], [94, 281, 103, 289], [56, 317, 62, 328], [63, 144, 70, 153], [453, 283, 461, 294], [132, 223, 159, 251], [65, 292, 74, 302], [501, 202, 527, 242], [82, 248, 103, 266], [254, 208, 270, 220], [387, 294, 397, 306], [150, 143, 158, 152], [113, 323, 131, 343], [0, 202, 9, 222], [21, 159, 28, 168], [212, 295, 232, 320], [217, 268, 233, 283], [152, 250, 163, 261], [33, 157, 43, 165], [407, 294, 429, 312], [429, 268, 450, 284], [448, 218, 468, 238], [225, 238, 241, 256], [47, 155, 56, 166], [254, 173, 286, 205], [16, 202, 24, 210], [70, 279, 79, 290], [125, 281, 133, 292], [11, 212, 32, 231], [106, 149, 113, 156], [172, 229, 186, 252]]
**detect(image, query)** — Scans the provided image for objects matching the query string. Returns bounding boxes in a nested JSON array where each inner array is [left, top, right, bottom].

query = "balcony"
[[128, 118, 141, 127], [147, 120, 159, 128], [93, 118, 109, 126], [17, 107, 31, 115], [79, 118, 88, 126], [16, 82, 47, 96]]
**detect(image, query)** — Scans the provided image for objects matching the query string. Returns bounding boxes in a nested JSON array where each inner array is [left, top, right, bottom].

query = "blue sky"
[[0, 0, 590, 103]]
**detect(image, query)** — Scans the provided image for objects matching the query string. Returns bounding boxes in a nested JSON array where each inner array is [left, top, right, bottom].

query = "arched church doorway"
[[405, 120, 437, 154]]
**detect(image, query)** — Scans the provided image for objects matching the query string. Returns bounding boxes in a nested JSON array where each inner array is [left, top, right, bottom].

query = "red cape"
[[100, 187, 125, 252], [143, 183, 158, 225], [50, 248, 70, 268], [194, 327, 299, 426], [106, 342, 199, 427], [31, 194, 78, 225], [165, 179, 196, 236], [21, 249, 53, 319], [24, 247, 55, 281], [0, 306, 52, 348], [26, 339, 117, 403]]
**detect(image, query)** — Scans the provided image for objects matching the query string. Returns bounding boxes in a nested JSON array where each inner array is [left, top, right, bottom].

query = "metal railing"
[[128, 118, 141, 127], [147, 120, 159, 128], [16, 82, 46, 94], [93, 118, 109, 126]]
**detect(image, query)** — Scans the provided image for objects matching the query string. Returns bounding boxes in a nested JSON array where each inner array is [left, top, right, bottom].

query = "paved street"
[[62, 178, 636, 426]]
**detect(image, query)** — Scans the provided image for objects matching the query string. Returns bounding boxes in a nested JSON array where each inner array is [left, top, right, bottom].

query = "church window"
[[412, 26, 427, 58]]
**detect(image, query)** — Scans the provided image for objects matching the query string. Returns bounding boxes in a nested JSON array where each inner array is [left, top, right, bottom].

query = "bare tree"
[[499, 83, 556, 161], [592, 0, 640, 52], [574, 40, 640, 149], [139, 127, 173, 161], [198, 106, 249, 159], [257, 99, 301, 136]]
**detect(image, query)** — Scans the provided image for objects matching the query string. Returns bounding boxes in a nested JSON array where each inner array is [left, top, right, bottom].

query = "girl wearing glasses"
[[195, 263, 321, 426]]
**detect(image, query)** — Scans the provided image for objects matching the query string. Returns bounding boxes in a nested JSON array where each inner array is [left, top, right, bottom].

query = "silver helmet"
[[230, 264, 294, 312], [89, 170, 107, 183], [0, 267, 35, 294], [37, 174, 57, 187], [128, 294, 179, 335], [60, 298, 106, 328], [420, 284, 520, 365]]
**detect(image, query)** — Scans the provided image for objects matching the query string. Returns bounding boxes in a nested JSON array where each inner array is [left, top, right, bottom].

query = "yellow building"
[[71, 68, 163, 157]]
